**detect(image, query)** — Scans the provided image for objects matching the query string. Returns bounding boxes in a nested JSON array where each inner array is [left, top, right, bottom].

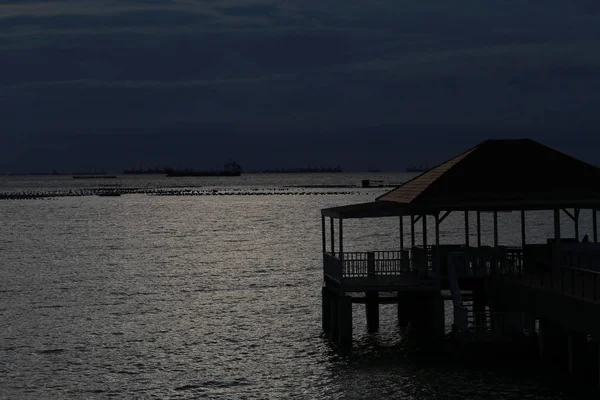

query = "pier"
[[320, 139, 600, 390]]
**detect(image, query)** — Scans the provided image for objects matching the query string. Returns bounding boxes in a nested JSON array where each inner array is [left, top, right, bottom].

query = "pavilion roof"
[[322, 139, 600, 218], [378, 139, 600, 210]]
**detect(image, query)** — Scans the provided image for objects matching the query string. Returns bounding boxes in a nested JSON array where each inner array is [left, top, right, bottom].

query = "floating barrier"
[[0, 187, 374, 200]]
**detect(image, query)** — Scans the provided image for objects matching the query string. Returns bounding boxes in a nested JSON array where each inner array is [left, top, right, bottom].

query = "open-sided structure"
[[320, 139, 600, 367]]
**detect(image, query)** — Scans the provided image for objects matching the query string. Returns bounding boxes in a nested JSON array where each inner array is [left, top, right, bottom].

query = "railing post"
[[321, 215, 326, 255], [367, 251, 375, 278], [477, 211, 481, 248], [401, 249, 410, 273], [574, 208, 580, 242], [411, 215, 416, 248], [465, 211, 470, 247], [435, 212, 441, 285], [330, 217, 335, 255], [399, 216, 404, 251], [339, 218, 344, 266], [422, 214, 428, 275], [594, 209, 598, 244]]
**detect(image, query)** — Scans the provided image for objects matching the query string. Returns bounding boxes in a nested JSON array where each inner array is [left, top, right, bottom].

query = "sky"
[[1, 0, 600, 173]]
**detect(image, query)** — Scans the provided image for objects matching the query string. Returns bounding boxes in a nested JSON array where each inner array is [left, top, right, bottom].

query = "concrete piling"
[[338, 295, 353, 348], [366, 292, 380, 332]]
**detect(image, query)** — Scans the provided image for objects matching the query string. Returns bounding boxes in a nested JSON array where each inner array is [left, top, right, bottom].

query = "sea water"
[[0, 173, 593, 399]]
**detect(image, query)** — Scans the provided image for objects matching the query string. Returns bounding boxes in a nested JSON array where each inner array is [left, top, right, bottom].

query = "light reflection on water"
[[0, 175, 594, 398]]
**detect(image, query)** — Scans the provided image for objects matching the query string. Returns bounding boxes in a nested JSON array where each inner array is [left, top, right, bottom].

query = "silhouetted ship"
[[166, 162, 242, 177], [262, 166, 343, 173], [72, 171, 113, 179], [123, 167, 167, 175]]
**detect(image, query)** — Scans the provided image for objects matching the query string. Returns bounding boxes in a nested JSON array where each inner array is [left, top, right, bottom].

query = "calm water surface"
[[0, 174, 594, 398]]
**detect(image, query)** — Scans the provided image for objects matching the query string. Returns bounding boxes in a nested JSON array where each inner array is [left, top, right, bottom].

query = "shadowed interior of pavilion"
[[320, 139, 600, 383]]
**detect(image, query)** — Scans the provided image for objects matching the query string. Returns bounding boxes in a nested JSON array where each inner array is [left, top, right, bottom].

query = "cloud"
[[1, 0, 600, 171]]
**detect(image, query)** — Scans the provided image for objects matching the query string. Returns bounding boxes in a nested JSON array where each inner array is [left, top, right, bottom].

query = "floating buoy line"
[[0, 187, 378, 200]]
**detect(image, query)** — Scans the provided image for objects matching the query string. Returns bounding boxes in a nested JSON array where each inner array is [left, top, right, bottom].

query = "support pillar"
[[597, 343, 600, 391], [422, 214, 428, 276], [330, 217, 335, 254], [521, 210, 526, 249], [366, 292, 379, 332], [399, 216, 404, 251], [397, 292, 410, 326], [574, 208, 580, 242], [410, 293, 445, 340], [411, 215, 416, 248], [493, 211, 498, 248], [539, 319, 568, 370], [553, 209, 561, 276], [429, 294, 445, 339], [568, 331, 587, 375], [321, 215, 326, 254], [330, 292, 339, 341], [476, 211, 481, 247], [338, 295, 353, 349], [435, 213, 441, 283], [339, 218, 344, 263], [465, 211, 470, 247], [322, 287, 331, 333], [594, 209, 598, 243]]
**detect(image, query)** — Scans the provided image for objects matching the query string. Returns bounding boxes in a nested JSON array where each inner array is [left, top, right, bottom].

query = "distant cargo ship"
[[73, 175, 117, 179], [166, 162, 242, 177], [262, 166, 343, 173]]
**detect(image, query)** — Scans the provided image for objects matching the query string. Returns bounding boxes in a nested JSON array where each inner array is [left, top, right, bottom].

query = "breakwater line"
[[0, 187, 377, 200]]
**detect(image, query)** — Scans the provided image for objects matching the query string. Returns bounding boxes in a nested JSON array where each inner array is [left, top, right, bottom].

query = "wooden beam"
[[574, 208, 580, 241], [465, 211, 470, 247], [422, 214, 428, 274], [554, 209, 561, 241], [477, 211, 481, 248], [594, 209, 598, 243], [553, 209, 561, 272], [412, 215, 422, 224], [562, 208, 575, 221], [520, 210, 525, 245], [399, 216, 404, 251], [493, 211, 498, 248], [322, 215, 326, 254], [435, 213, 441, 283], [435, 214, 440, 246], [422, 214, 428, 249], [339, 218, 344, 262], [330, 217, 335, 254], [411, 215, 416, 248], [439, 210, 451, 224]]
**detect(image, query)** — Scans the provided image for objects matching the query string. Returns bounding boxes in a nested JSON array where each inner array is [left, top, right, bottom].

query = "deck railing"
[[338, 250, 409, 278], [498, 244, 600, 303], [445, 246, 524, 278], [502, 265, 600, 303], [324, 246, 527, 283], [324, 250, 414, 281]]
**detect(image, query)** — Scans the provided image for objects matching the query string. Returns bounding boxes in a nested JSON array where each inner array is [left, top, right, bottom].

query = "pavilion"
[[320, 139, 600, 383]]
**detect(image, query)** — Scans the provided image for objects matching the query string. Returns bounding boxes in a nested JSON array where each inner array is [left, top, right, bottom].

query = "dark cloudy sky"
[[1, 0, 599, 172]]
